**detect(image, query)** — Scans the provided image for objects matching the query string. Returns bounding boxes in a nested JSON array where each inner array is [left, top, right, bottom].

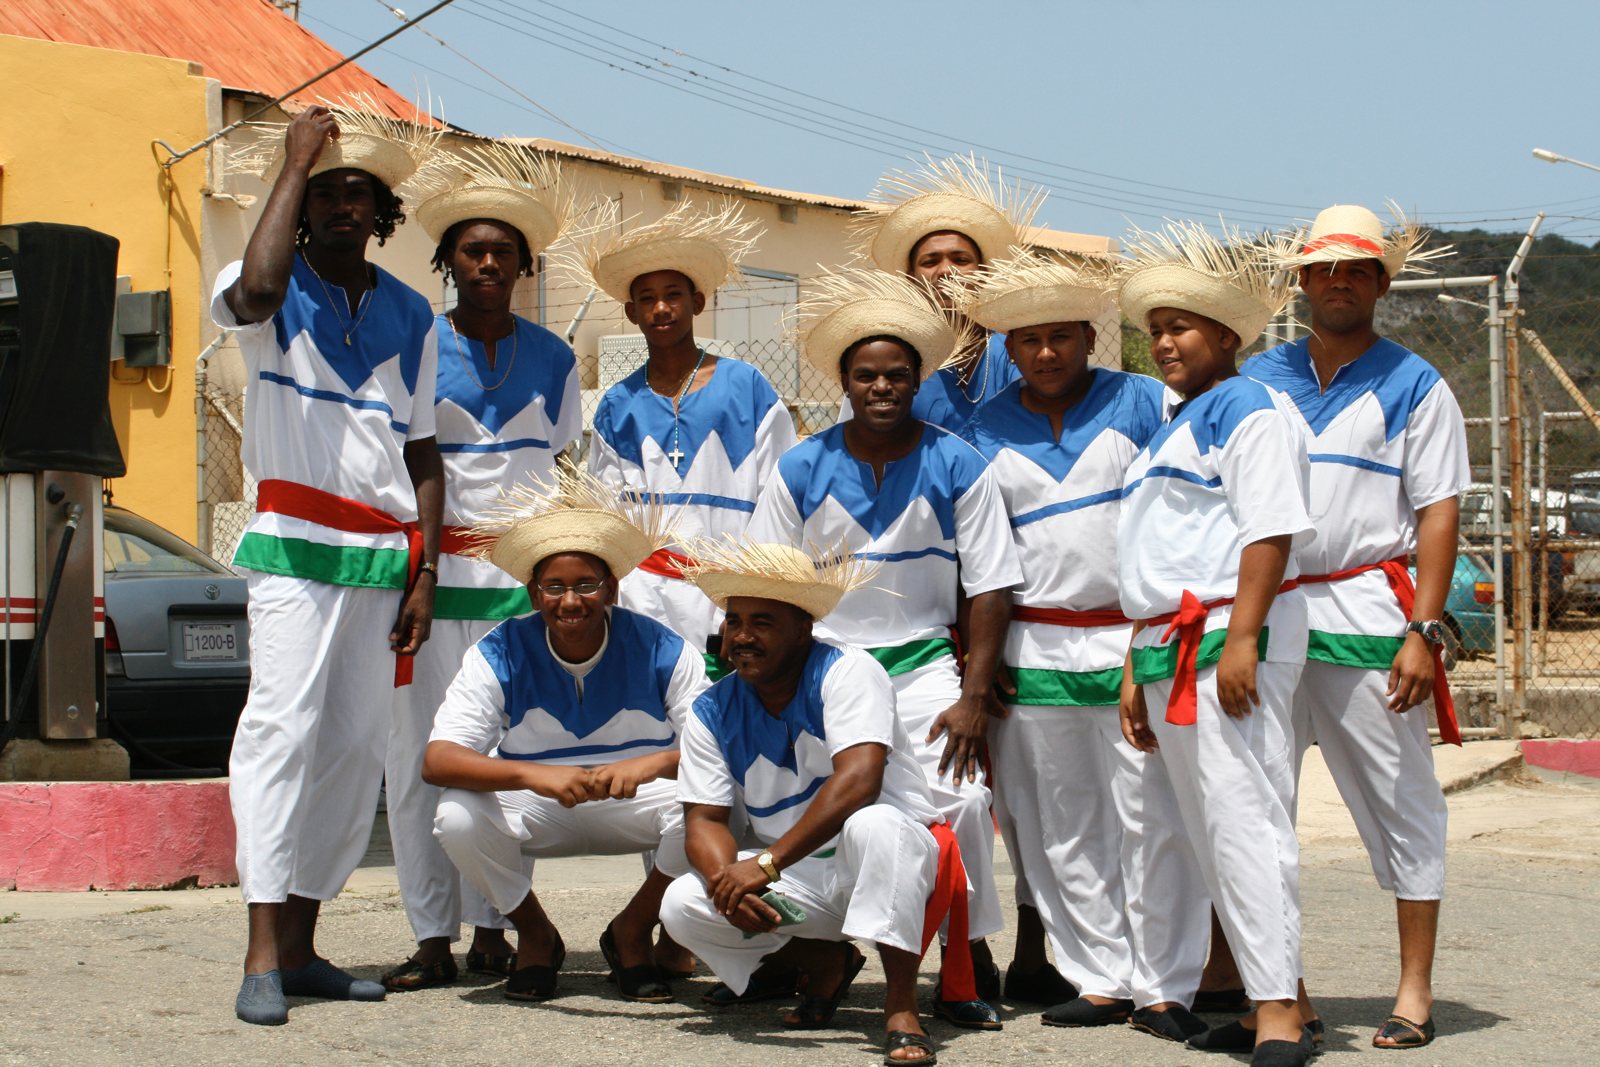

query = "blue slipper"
[[236, 970, 288, 1026], [281, 958, 386, 1002]]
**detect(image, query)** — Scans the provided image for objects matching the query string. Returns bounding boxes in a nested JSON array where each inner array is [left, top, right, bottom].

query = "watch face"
[[1414, 621, 1445, 645]]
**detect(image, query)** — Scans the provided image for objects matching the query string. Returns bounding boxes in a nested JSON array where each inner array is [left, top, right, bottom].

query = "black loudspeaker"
[[0, 223, 127, 477]]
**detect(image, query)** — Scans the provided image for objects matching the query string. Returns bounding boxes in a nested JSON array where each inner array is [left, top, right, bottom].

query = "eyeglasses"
[[537, 580, 606, 599]]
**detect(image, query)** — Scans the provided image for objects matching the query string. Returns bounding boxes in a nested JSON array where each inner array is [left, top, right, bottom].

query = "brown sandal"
[[380, 954, 459, 991]]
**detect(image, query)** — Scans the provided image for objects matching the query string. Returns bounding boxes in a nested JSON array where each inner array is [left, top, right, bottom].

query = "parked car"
[[102, 506, 249, 776]]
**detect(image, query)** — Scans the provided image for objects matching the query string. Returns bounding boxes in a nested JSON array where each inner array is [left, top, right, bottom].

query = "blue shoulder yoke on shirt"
[[592, 356, 779, 472], [1243, 337, 1442, 442], [692, 641, 844, 782]]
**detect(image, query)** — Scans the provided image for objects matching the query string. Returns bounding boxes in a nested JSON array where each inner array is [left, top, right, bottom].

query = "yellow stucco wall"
[[0, 34, 214, 540]]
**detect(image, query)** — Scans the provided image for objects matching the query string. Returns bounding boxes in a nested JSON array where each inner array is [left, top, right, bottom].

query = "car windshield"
[[103, 509, 233, 576]]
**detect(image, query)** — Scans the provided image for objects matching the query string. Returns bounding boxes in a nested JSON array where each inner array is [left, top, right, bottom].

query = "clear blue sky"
[[304, 0, 1600, 242]]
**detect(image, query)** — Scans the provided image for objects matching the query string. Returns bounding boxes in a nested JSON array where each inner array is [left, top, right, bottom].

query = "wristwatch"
[[1406, 620, 1446, 646], [755, 850, 780, 882]]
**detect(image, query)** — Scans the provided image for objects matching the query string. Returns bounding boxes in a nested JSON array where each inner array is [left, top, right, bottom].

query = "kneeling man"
[[425, 468, 709, 1002], [661, 540, 954, 1065]]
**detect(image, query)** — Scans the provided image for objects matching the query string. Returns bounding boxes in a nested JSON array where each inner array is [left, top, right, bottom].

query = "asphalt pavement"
[[2, 740, 1595, 1067]]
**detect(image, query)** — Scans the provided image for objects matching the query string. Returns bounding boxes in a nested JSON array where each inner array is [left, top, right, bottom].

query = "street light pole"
[[1532, 148, 1600, 174]]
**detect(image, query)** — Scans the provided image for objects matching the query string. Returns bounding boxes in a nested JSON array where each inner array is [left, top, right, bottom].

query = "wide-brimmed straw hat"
[[411, 141, 573, 255], [683, 538, 878, 621], [466, 464, 676, 585], [234, 96, 440, 191], [1282, 202, 1452, 279], [851, 154, 1042, 274], [951, 252, 1117, 334], [561, 199, 762, 305], [792, 268, 974, 380], [1117, 221, 1296, 349]]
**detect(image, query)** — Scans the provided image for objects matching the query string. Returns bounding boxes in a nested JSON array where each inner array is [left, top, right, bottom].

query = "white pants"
[[991, 704, 1207, 1005], [892, 656, 1002, 940], [660, 805, 938, 995], [230, 574, 394, 903], [1145, 662, 1303, 1003], [1293, 662, 1448, 900], [619, 568, 719, 657], [388, 618, 506, 942], [434, 779, 688, 917]]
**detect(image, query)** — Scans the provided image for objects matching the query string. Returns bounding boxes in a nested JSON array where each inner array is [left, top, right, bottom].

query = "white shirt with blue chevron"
[[966, 372, 1165, 704], [1118, 375, 1315, 672], [1242, 338, 1470, 666], [430, 607, 708, 765], [676, 642, 940, 848], [211, 256, 436, 590], [746, 422, 1022, 652]]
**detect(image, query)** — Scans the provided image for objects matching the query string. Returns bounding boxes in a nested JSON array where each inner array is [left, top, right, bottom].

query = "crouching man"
[[661, 540, 963, 1066], [424, 468, 708, 1002]]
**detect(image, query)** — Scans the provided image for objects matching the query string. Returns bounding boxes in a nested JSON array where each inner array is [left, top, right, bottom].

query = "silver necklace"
[[304, 254, 373, 346], [956, 341, 991, 406], [446, 313, 518, 392], [658, 347, 709, 470]]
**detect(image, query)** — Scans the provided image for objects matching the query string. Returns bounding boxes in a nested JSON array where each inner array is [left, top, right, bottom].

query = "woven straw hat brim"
[[417, 187, 561, 253], [592, 239, 734, 306], [1286, 204, 1404, 277], [968, 284, 1112, 335], [1293, 244, 1407, 280], [800, 300, 956, 381], [869, 192, 1018, 273], [485, 511, 655, 585], [694, 573, 843, 621], [1120, 263, 1274, 349], [264, 132, 420, 190]]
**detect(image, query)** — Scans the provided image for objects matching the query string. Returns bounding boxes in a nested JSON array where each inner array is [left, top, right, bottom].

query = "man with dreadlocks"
[[378, 143, 584, 993], [213, 102, 442, 1025]]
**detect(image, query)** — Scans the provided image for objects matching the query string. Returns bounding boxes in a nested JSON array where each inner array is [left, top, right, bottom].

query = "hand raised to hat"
[[283, 105, 339, 174]]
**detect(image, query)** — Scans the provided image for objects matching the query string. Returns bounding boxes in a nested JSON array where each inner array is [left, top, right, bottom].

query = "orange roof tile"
[[1, 0, 427, 121]]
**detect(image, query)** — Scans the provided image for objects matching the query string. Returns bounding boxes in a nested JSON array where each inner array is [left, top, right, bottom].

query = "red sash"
[[636, 548, 695, 580], [1011, 605, 1132, 627], [1140, 580, 1299, 726], [440, 524, 476, 557], [919, 822, 975, 1002], [1297, 557, 1461, 746], [255, 479, 426, 687]]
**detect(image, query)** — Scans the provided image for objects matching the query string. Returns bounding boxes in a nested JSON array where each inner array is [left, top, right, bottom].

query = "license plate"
[[182, 622, 240, 662]]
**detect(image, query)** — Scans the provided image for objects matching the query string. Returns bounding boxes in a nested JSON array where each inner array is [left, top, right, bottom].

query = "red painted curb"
[[1519, 739, 1600, 780], [0, 780, 236, 891]]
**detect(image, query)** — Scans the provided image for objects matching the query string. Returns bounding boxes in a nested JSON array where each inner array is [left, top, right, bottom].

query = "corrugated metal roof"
[[1, 0, 422, 120]]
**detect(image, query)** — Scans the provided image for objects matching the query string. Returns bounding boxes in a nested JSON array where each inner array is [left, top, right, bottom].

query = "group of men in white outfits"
[[217, 105, 1466, 1067]]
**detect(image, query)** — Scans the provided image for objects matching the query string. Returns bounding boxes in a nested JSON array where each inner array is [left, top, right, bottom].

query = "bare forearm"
[[405, 437, 444, 566], [229, 169, 308, 324], [685, 813, 739, 882], [1412, 498, 1459, 621], [959, 588, 1012, 697], [1228, 536, 1292, 643], [421, 740, 531, 791]]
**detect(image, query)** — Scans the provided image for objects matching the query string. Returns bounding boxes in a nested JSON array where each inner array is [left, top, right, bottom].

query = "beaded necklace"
[[657, 347, 709, 470]]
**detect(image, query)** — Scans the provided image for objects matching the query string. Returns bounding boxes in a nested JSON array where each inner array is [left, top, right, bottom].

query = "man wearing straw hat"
[[214, 102, 443, 1025], [425, 466, 709, 1003], [379, 144, 585, 992], [1116, 222, 1316, 1067], [850, 154, 1043, 434], [747, 268, 1021, 1029], [1241, 204, 1466, 1052], [958, 255, 1214, 1043], [571, 201, 797, 674], [661, 538, 949, 1065]]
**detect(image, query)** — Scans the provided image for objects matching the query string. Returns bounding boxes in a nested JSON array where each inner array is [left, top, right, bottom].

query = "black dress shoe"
[[1003, 961, 1078, 1005], [1040, 996, 1134, 1027]]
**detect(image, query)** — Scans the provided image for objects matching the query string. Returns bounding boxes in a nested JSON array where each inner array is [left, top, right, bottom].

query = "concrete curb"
[[1437, 739, 1526, 795]]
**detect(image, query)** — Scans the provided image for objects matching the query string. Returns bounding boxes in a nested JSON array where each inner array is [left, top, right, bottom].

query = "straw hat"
[[235, 96, 440, 190], [1117, 221, 1296, 348], [411, 141, 573, 255], [561, 199, 762, 305], [683, 538, 879, 621], [951, 252, 1117, 334], [1283, 202, 1452, 278], [465, 464, 676, 585], [792, 268, 975, 380], [850, 154, 1043, 274]]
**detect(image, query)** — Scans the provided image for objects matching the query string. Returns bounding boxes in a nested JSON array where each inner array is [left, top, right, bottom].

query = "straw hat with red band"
[[233, 95, 441, 191], [1118, 221, 1297, 349], [411, 141, 574, 256], [850, 154, 1043, 274], [950, 252, 1117, 334], [558, 198, 763, 306], [1283, 203, 1452, 278], [792, 268, 977, 381], [465, 464, 677, 585], [682, 538, 879, 622]]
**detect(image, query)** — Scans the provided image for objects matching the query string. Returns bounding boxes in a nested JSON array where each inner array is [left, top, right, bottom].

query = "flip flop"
[[781, 945, 867, 1030], [504, 933, 566, 1002], [883, 1030, 938, 1066], [380, 954, 459, 992], [1373, 1014, 1435, 1049], [465, 947, 516, 977]]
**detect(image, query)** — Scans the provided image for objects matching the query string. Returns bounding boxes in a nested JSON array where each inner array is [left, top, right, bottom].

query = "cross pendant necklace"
[[661, 346, 709, 472]]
